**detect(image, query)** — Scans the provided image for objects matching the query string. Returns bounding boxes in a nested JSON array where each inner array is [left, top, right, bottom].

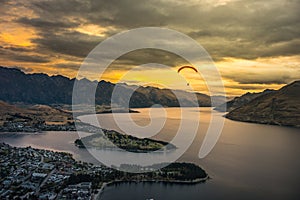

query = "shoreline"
[[225, 115, 300, 128], [0, 141, 209, 200], [95, 176, 209, 200]]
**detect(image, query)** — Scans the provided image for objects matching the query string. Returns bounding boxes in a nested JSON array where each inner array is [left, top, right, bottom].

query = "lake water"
[[1, 108, 299, 200]]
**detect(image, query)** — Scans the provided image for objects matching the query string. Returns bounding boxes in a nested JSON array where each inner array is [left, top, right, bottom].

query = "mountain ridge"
[[0, 66, 224, 107], [214, 89, 276, 112], [226, 81, 300, 127]]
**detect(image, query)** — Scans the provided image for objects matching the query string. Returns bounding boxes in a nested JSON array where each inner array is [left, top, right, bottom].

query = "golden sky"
[[0, 0, 299, 96]]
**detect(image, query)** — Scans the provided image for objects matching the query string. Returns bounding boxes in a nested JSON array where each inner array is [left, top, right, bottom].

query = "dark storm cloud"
[[31, 0, 169, 28], [17, 17, 80, 30], [13, 55, 50, 63], [23, 0, 300, 60], [0, 46, 50, 63], [261, 39, 300, 57], [110, 49, 189, 70], [183, 0, 300, 60], [32, 31, 102, 58], [223, 73, 293, 85], [226, 84, 272, 91], [238, 79, 290, 85], [0, 45, 31, 52], [1, 0, 299, 67]]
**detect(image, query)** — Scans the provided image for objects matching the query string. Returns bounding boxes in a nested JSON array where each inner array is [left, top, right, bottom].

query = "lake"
[[1, 108, 299, 200]]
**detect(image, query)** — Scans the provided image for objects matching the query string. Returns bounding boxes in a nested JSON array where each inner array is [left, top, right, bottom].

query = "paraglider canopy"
[[177, 65, 198, 73], [177, 66, 198, 86]]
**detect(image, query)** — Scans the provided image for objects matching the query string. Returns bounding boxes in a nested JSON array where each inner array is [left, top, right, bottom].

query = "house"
[[31, 172, 47, 182]]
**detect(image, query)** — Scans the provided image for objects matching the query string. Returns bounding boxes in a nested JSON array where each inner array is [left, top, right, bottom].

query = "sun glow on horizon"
[[0, 0, 299, 97]]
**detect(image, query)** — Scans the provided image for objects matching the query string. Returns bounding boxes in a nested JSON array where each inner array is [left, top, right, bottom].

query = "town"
[[0, 143, 116, 200], [0, 143, 208, 200]]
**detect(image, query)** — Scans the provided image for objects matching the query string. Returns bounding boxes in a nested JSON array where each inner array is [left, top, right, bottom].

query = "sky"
[[0, 0, 299, 96]]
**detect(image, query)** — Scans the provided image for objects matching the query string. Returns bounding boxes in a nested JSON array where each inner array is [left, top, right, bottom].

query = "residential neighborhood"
[[0, 143, 114, 200], [0, 142, 208, 200]]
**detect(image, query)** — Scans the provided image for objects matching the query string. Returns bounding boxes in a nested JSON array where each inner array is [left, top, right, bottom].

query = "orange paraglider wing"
[[177, 66, 198, 73]]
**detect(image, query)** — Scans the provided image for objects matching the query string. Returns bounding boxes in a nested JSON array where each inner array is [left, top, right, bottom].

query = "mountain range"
[[225, 81, 300, 127], [0, 66, 224, 107], [0, 66, 299, 127], [214, 89, 275, 112]]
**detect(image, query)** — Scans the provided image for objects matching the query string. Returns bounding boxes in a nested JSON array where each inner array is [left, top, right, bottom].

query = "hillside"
[[0, 66, 218, 107], [214, 89, 275, 112], [226, 81, 300, 127], [0, 101, 75, 131]]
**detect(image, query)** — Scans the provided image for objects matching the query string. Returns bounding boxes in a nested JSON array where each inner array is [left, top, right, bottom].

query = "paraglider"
[[177, 66, 198, 86], [177, 65, 198, 73]]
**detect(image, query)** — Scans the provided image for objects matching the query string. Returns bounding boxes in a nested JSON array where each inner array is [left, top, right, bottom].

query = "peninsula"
[[0, 101, 176, 152]]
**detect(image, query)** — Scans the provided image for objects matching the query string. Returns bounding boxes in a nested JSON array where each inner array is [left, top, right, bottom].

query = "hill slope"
[[0, 100, 75, 131], [214, 89, 275, 112], [226, 81, 300, 127]]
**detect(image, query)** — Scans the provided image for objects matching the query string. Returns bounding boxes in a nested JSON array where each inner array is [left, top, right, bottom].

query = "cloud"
[[224, 73, 292, 85], [0, 46, 50, 63], [13, 0, 299, 61], [0, 0, 300, 95], [226, 84, 273, 91], [32, 30, 102, 58], [55, 62, 81, 70], [108, 49, 189, 70], [17, 17, 80, 31], [31, 0, 169, 28], [0, 45, 31, 52], [13, 55, 50, 63], [218, 56, 300, 86]]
